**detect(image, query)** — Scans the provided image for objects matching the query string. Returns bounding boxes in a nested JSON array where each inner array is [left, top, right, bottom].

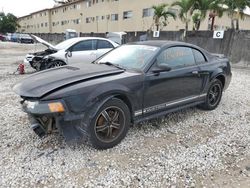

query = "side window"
[[97, 40, 114, 49], [157, 47, 196, 69], [71, 40, 96, 52], [193, 49, 206, 64]]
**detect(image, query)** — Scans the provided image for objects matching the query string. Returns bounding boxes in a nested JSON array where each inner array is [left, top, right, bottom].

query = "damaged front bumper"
[[22, 99, 85, 143]]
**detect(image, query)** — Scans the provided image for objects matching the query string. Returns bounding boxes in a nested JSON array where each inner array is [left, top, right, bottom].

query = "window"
[[71, 40, 96, 52], [73, 19, 80, 24], [97, 45, 159, 70], [193, 49, 206, 64], [86, 17, 91, 23], [61, 20, 68, 25], [97, 40, 114, 49], [142, 8, 153, 17], [87, 0, 91, 7], [123, 11, 132, 19], [111, 14, 118, 21], [157, 47, 196, 69]]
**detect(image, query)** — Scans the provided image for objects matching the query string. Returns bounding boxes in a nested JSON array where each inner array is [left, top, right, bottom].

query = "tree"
[[171, 0, 193, 31], [190, 0, 224, 30], [0, 12, 19, 34], [152, 3, 176, 31], [224, 0, 250, 30]]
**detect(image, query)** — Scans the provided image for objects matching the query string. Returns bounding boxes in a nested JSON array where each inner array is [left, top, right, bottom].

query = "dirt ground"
[[0, 41, 250, 187]]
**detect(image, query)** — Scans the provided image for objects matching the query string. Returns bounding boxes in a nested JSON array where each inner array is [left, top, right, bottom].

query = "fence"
[[32, 30, 250, 67]]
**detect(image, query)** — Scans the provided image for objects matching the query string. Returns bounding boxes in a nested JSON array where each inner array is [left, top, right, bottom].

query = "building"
[[18, 0, 250, 34]]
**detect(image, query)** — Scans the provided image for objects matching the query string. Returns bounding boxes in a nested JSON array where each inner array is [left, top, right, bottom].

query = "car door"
[[96, 39, 115, 58], [143, 46, 205, 115], [67, 39, 97, 64]]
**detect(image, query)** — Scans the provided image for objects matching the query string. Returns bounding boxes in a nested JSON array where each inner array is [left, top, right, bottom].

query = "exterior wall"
[[19, 9, 51, 33], [18, 0, 250, 34], [50, 1, 84, 33]]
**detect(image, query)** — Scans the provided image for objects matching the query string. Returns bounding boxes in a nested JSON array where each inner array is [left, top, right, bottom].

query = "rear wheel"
[[199, 79, 223, 110], [87, 98, 131, 149]]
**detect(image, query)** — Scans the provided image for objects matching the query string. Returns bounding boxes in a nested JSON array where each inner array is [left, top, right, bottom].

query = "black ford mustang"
[[14, 41, 232, 149]]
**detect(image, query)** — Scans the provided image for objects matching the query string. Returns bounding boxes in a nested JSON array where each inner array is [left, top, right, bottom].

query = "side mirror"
[[65, 50, 72, 58], [152, 64, 171, 74]]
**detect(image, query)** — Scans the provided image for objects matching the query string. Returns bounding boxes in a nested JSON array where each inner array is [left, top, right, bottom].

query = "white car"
[[25, 35, 119, 70]]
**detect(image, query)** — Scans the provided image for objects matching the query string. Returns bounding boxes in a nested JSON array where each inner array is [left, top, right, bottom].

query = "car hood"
[[13, 63, 124, 98], [30, 34, 56, 50]]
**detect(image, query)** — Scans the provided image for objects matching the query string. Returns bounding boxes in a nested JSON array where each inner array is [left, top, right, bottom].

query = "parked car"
[[18, 33, 34, 44], [10, 33, 19, 42], [0, 34, 6, 41], [5, 33, 12, 41], [24, 35, 119, 71], [14, 41, 232, 149]]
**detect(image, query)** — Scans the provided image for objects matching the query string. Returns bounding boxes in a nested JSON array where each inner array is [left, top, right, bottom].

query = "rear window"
[[193, 49, 206, 64], [97, 40, 114, 49]]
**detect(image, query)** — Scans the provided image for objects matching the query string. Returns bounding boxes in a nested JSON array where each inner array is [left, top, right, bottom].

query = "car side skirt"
[[134, 94, 206, 123]]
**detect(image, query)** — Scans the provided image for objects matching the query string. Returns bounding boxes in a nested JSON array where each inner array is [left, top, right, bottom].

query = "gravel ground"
[[0, 42, 250, 187]]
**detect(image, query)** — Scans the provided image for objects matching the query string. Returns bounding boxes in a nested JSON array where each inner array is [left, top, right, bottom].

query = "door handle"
[[192, 70, 199, 75]]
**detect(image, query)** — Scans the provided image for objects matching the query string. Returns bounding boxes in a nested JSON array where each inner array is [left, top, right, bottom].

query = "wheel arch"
[[113, 94, 134, 122], [86, 92, 134, 124], [215, 74, 225, 89], [51, 59, 67, 65]]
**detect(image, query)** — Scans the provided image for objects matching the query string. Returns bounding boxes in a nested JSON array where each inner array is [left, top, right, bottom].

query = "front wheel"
[[198, 79, 223, 110], [46, 60, 66, 69], [87, 98, 131, 149]]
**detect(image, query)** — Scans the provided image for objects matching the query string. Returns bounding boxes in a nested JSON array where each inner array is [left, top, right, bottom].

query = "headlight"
[[23, 100, 65, 114], [24, 101, 38, 109]]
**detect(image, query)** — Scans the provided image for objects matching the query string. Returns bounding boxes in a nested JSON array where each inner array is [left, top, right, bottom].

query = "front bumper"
[[22, 100, 85, 143]]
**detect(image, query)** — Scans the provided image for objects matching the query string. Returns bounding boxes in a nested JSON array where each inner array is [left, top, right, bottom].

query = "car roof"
[[66, 37, 113, 43], [129, 40, 197, 48]]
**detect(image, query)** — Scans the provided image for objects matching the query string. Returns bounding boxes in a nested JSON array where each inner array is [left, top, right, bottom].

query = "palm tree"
[[224, 0, 250, 30], [171, 0, 193, 31], [152, 3, 176, 31], [190, 0, 224, 30], [192, 12, 202, 30]]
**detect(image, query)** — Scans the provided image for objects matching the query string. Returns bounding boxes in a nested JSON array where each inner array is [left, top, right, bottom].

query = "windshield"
[[97, 45, 159, 70], [54, 38, 78, 50]]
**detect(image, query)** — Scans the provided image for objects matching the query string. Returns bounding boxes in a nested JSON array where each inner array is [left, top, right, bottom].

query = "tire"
[[86, 98, 131, 149], [46, 60, 66, 69], [198, 79, 223, 110]]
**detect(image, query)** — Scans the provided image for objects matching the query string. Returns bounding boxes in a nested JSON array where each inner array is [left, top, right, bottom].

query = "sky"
[[0, 0, 55, 17], [0, 0, 249, 18]]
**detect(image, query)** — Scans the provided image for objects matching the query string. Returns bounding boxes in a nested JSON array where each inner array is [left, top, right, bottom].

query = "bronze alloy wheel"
[[208, 83, 221, 106], [94, 106, 125, 143]]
